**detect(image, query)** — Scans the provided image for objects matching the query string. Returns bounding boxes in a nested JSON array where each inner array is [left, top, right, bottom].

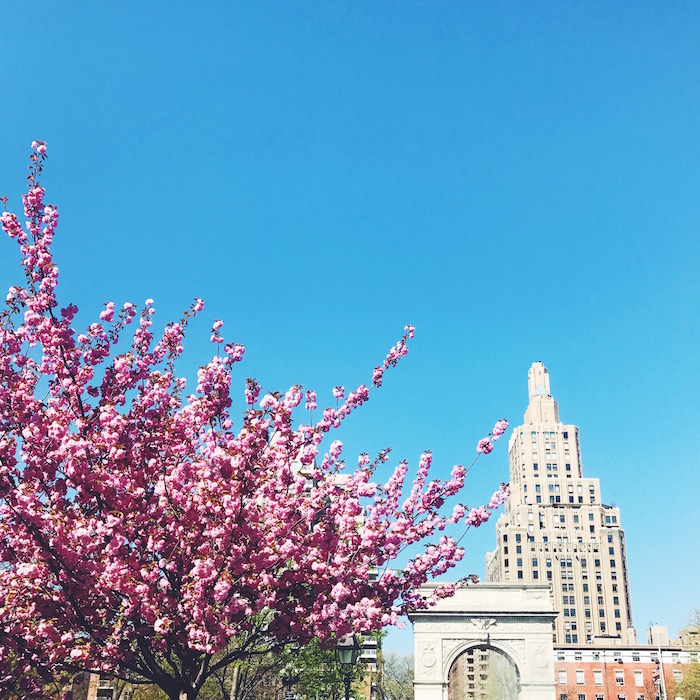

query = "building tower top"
[[528, 361, 551, 399], [524, 361, 559, 424]]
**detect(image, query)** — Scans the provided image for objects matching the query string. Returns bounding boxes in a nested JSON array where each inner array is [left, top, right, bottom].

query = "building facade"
[[486, 362, 635, 645], [553, 643, 700, 700]]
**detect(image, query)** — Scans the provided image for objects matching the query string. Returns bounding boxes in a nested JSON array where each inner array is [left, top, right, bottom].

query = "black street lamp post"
[[335, 634, 361, 700], [280, 664, 299, 700]]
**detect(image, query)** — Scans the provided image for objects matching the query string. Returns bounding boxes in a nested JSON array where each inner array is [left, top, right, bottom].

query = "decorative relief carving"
[[441, 638, 463, 670], [507, 639, 525, 662], [422, 651, 436, 668], [417, 642, 440, 679], [534, 651, 549, 669], [530, 643, 551, 678], [472, 617, 497, 631]]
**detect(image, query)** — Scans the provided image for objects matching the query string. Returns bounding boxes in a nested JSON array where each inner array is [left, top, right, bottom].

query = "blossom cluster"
[[476, 418, 509, 454]]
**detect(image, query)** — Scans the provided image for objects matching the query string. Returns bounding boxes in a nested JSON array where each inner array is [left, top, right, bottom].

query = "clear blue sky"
[[1, 2, 698, 656]]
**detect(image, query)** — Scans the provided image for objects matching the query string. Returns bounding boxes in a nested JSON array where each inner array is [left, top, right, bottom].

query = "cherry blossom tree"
[[0, 143, 509, 700]]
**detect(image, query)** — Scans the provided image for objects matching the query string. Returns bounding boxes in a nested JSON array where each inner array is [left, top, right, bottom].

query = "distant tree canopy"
[[379, 651, 414, 700], [677, 663, 700, 700]]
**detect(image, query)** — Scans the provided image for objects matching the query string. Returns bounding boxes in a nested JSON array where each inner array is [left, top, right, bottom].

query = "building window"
[[559, 671, 568, 684], [594, 670, 603, 685], [634, 671, 643, 687], [576, 670, 585, 685], [615, 670, 624, 686]]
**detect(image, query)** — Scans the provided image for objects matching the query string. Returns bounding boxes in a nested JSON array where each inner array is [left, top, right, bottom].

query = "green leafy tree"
[[677, 664, 700, 700], [377, 651, 413, 700]]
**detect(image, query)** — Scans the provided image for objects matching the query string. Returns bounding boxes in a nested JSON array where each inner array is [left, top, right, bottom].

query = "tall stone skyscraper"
[[486, 362, 635, 645]]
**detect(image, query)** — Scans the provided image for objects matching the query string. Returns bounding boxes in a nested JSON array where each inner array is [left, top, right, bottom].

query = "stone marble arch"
[[408, 584, 557, 700]]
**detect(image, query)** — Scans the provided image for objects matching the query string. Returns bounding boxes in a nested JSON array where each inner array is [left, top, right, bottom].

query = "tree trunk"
[[229, 665, 239, 700]]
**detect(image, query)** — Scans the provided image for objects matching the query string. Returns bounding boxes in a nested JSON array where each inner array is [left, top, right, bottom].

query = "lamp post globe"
[[335, 634, 361, 700]]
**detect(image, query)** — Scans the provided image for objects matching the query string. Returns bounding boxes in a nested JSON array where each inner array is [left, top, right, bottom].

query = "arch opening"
[[447, 645, 521, 700]]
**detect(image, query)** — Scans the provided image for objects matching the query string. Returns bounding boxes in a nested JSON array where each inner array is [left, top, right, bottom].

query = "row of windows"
[[504, 556, 619, 571], [559, 696, 635, 700], [503, 533, 617, 550], [557, 651, 639, 662], [558, 669, 664, 687], [523, 430, 570, 439]]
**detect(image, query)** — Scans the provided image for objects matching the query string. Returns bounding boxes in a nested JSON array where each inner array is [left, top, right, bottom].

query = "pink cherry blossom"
[[491, 418, 508, 440], [0, 143, 507, 700], [477, 437, 494, 454], [305, 390, 317, 411]]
